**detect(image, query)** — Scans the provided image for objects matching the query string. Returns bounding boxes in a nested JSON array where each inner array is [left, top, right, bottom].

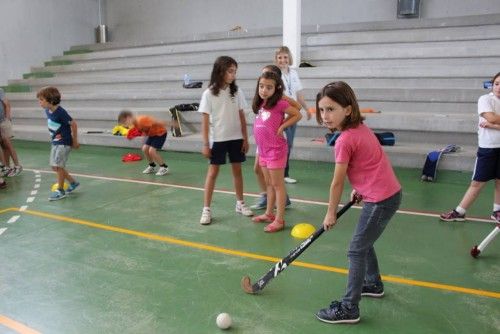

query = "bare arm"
[[480, 120, 500, 130], [277, 105, 302, 137], [323, 163, 348, 230], [239, 109, 249, 153], [296, 91, 310, 120], [2, 98, 11, 120], [481, 112, 500, 124], [70, 120, 79, 149], [282, 95, 302, 110], [201, 113, 211, 158]]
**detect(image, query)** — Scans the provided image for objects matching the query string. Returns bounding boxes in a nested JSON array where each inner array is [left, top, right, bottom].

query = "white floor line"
[[7, 215, 20, 224], [0, 228, 7, 235], [26, 197, 35, 203], [34, 183, 40, 189], [31, 190, 38, 195], [19, 206, 28, 211], [23, 168, 494, 223]]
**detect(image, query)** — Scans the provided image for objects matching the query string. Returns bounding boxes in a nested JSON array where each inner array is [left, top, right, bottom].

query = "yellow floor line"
[[3, 207, 499, 299], [0, 315, 41, 334]]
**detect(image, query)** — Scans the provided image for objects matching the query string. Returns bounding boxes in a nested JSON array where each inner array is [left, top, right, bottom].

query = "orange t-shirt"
[[134, 115, 167, 137]]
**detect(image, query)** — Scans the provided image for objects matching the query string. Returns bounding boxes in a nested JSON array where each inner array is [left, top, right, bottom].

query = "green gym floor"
[[0, 140, 498, 334]]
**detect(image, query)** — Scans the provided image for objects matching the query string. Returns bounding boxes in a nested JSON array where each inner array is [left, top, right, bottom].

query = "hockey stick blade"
[[241, 200, 355, 294]]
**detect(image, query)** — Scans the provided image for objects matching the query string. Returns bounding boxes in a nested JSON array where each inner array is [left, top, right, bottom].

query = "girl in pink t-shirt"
[[314, 81, 401, 325], [251, 71, 301, 232]]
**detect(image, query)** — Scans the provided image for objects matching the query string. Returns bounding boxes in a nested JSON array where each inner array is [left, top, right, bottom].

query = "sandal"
[[264, 219, 285, 233], [252, 213, 275, 223]]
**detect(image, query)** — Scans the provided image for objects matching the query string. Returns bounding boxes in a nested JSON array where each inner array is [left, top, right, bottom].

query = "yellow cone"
[[51, 182, 69, 192], [291, 223, 316, 239]]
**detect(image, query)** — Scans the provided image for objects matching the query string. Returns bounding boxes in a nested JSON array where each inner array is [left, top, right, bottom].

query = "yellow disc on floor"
[[291, 223, 316, 239], [51, 182, 69, 192]]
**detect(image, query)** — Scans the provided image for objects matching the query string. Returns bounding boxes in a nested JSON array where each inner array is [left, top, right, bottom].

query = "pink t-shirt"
[[253, 99, 289, 161], [335, 124, 401, 203]]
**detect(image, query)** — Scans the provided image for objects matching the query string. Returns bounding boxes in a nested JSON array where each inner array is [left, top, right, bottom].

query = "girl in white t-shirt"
[[197, 56, 253, 225], [440, 72, 500, 223], [275, 46, 310, 184]]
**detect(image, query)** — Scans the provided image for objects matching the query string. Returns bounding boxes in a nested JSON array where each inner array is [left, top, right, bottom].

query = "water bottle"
[[183, 74, 191, 86]]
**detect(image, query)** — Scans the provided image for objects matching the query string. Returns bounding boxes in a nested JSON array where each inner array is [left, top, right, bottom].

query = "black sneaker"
[[361, 282, 384, 298], [316, 301, 360, 324]]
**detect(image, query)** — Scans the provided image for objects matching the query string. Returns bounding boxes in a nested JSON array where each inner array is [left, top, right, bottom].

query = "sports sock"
[[149, 162, 156, 167], [494, 203, 500, 212], [237, 200, 245, 206], [202, 206, 210, 212], [455, 206, 466, 215], [160, 163, 168, 168]]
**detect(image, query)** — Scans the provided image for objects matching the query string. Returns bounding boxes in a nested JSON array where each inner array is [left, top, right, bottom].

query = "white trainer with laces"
[[200, 208, 212, 225], [142, 165, 156, 174], [156, 166, 169, 176], [236, 202, 254, 217], [7, 166, 23, 177]]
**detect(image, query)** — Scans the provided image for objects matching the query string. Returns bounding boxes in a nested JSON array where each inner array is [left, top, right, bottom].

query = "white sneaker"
[[142, 165, 156, 174], [284, 177, 297, 184], [200, 208, 212, 225], [7, 165, 23, 177], [155, 166, 169, 176], [1, 167, 10, 177], [236, 202, 254, 217]]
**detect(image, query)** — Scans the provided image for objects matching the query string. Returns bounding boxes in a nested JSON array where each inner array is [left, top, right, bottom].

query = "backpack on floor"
[[421, 144, 460, 182]]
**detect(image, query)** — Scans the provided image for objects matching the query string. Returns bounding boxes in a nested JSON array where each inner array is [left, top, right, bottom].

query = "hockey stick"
[[241, 200, 355, 294], [470, 223, 499, 258]]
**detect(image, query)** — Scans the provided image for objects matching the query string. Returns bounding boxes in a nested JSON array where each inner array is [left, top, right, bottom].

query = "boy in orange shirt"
[[118, 111, 169, 175]]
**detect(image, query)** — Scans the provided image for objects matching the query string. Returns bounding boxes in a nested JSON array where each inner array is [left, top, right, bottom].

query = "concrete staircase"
[[6, 14, 500, 171]]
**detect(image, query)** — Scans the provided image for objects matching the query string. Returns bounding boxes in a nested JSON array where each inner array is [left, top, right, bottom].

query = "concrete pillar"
[[283, 0, 301, 66]]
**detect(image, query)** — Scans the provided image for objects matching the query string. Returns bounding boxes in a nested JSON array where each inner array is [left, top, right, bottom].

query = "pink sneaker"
[[252, 213, 275, 223], [264, 219, 285, 233], [491, 210, 500, 223], [440, 210, 465, 222]]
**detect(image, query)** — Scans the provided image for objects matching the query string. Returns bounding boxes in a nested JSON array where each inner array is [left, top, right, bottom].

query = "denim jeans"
[[341, 190, 402, 308], [284, 124, 297, 177]]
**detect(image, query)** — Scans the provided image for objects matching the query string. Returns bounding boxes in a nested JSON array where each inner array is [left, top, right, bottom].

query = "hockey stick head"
[[470, 245, 480, 258], [241, 275, 256, 294]]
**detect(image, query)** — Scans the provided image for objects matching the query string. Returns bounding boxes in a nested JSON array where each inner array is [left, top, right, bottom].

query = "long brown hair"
[[252, 71, 284, 114], [316, 81, 364, 131], [209, 56, 238, 97]]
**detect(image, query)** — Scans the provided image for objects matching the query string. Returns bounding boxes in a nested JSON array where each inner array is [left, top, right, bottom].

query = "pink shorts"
[[259, 154, 287, 169]]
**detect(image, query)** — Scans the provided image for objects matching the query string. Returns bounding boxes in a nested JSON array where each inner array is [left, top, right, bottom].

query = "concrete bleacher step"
[[12, 124, 476, 173], [305, 24, 500, 47], [41, 38, 499, 75], [38, 48, 276, 73], [12, 106, 478, 148], [58, 35, 283, 62], [13, 76, 490, 93]]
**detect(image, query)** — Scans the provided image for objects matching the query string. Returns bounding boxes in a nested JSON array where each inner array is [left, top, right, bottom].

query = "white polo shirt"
[[198, 86, 247, 143], [477, 92, 500, 148]]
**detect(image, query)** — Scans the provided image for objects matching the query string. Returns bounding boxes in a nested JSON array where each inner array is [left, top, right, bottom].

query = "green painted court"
[[0, 141, 498, 333]]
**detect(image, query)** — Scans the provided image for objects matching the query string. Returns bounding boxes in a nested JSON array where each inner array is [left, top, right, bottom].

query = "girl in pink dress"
[[251, 71, 301, 232]]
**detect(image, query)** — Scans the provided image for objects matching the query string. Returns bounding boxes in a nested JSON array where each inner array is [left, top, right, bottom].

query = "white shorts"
[[50, 145, 72, 168], [0, 119, 13, 139]]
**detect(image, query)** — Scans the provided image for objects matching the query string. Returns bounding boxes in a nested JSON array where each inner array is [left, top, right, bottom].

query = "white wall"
[[105, 0, 500, 43], [0, 0, 99, 85], [105, 0, 282, 43]]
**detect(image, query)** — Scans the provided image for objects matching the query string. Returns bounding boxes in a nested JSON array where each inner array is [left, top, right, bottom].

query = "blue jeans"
[[341, 190, 402, 308], [284, 124, 297, 177]]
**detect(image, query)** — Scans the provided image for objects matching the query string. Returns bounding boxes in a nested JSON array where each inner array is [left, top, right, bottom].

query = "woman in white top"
[[275, 46, 310, 184]]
